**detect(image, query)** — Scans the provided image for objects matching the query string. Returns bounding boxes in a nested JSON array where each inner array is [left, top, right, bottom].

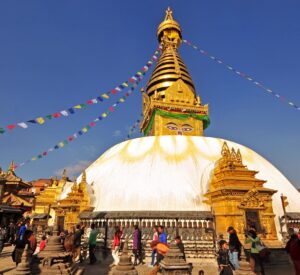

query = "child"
[[217, 240, 235, 275], [39, 235, 47, 252]]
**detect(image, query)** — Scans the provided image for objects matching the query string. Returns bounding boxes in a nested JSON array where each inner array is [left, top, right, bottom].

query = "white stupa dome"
[[75, 135, 300, 235]]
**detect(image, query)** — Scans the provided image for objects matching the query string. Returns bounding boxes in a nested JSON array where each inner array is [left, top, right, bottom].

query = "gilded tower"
[[140, 7, 209, 136]]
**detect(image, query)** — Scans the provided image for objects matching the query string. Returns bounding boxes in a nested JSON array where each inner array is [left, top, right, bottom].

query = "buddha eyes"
[[167, 125, 178, 130], [182, 127, 192, 132]]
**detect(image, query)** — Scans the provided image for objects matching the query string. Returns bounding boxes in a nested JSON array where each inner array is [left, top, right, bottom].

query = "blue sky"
[[0, 1, 299, 187]]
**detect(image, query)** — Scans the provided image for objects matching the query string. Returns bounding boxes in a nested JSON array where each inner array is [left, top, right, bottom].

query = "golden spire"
[[78, 170, 87, 191], [140, 8, 209, 136]]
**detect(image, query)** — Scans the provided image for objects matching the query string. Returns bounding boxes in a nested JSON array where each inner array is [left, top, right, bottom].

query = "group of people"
[[0, 218, 49, 266], [218, 226, 267, 275]]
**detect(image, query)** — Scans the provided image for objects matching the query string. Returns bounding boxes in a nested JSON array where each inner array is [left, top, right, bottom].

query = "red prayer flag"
[[112, 89, 117, 94], [68, 137, 73, 141], [7, 124, 16, 130], [109, 107, 115, 112], [53, 113, 60, 118], [129, 78, 135, 83], [90, 122, 96, 127], [42, 152, 47, 156], [125, 93, 129, 97], [87, 100, 93, 105]]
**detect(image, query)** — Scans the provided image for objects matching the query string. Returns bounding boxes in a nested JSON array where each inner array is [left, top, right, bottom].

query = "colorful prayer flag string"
[[125, 113, 143, 140], [183, 39, 300, 112], [14, 83, 145, 170], [0, 46, 162, 135]]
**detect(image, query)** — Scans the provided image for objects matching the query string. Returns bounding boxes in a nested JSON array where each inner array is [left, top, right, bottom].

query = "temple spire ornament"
[[140, 8, 209, 136]]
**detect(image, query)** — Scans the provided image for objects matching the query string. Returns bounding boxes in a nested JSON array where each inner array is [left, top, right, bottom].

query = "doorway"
[[57, 216, 65, 233], [245, 210, 261, 232]]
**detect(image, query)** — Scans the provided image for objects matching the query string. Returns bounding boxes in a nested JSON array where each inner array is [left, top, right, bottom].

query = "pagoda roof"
[[0, 204, 22, 214], [2, 193, 32, 207]]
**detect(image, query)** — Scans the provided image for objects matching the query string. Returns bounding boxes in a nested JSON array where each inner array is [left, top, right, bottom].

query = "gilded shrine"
[[52, 170, 94, 232], [205, 142, 278, 241]]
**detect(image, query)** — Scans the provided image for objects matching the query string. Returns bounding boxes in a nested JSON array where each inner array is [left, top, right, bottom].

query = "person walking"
[[9, 221, 15, 244], [227, 226, 241, 269], [158, 226, 167, 244], [217, 240, 235, 275], [73, 224, 85, 263], [245, 229, 265, 275], [111, 225, 122, 266], [88, 223, 99, 265], [175, 235, 186, 260], [286, 233, 300, 274], [133, 224, 144, 266], [39, 235, 47, 252], [0, 226, 5, 253], [150, 226, 159, 266]]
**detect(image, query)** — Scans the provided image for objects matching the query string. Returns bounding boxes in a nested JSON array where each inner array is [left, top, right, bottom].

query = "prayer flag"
[[59, 142, 64, 147], [123, 82, 129, 87], [17, 123, 28, 129], [38, 155, 42, 159], [36, 117, 45, 124], [101, 94, 109, 99], [91, 98, 98, 103], [116, 87, 122, 92], [90, 122, 96, 127], [53, 113, 60, 118], [78, 131, 83, 135], [87, 100, 93, 105], [109, 106, 115, 112], [68, 137, 73, 141], [7, 124, 16, 130], [119, 98, 125, 103], [112, 89, 117, 94], [61, 110, 69, 116], [45, 115, 53, 120], [102, 113, 107, 118], [74, 105, 82, 109], [31, 157, 37, 161], [42, 152, 47, 156], [97, 96, 103, 102], [0, 128, 5, 134], [54, 145, 59, 149], [68, 108, 75, 114]]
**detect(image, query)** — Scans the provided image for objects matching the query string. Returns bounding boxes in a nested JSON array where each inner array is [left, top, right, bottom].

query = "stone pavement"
[[0, 246, 295, 275]]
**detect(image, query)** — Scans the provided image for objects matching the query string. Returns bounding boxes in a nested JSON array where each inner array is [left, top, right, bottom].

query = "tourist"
[[8, 221, 16, 244], [285, 233, 300, 274], [245, 229, 265, 275], [149, 241, 169, 275], [150, 226, 159, 266], [88, 223, 99, 265], [227, 226, 241, 269], [73, 224, 85, 263], [27, 230, 37, 262], [175, 235, 186, 260], [158, 225, 167, 244], [133, 224, 143, 266], [18, 221, 26, 241], [217, 240, 234, 275], [112, 225, 123, 266], [0, 226, 5, 253], [39, 235, 47, 252], [13, 234, 27, 265]]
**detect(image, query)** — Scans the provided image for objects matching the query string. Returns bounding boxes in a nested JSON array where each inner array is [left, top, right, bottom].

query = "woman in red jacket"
[[111, 226, 122, 266]]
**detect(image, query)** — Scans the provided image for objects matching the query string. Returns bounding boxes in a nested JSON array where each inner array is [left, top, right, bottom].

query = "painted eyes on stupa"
[[165, 123, 193, 132]]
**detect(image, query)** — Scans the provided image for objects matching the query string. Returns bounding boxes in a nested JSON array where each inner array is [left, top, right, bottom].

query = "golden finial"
[[82, 170, 86, 183], [236, 149, 243, 164], [165, 7, 174, 21], [8, 161, 15, 173], [62, 169, 67, 180], [221, 142, 230, 158], [230, 147, 237, 161]]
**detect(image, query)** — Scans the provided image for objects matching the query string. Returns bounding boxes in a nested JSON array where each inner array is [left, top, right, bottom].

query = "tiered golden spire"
[[140, 8, 209, 136], [146, 7, 195, 97]]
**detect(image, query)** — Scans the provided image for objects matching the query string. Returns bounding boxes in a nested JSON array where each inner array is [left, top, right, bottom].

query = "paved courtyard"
[[0, 245, 295, 275]]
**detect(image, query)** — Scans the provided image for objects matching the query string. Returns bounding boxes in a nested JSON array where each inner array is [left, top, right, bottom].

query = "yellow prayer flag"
[[123, 82, 129, 87], [119, 98, 125, 103], [59, 142, 64, 147], [36, 117, 45, 124], [31, 157, 37, 161], [102, 113, 107, 118], [74, 105, 82, 109], [82, 128, 88, 133], [101, 94, 109, 99]]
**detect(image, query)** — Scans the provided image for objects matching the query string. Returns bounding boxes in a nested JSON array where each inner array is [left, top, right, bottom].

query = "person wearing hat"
[[227, 226, 241, 270], [217, 240, 235, 275]]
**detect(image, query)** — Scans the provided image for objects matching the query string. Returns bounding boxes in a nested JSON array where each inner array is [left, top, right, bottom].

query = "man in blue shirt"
[[158, 226, 167, 244]]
